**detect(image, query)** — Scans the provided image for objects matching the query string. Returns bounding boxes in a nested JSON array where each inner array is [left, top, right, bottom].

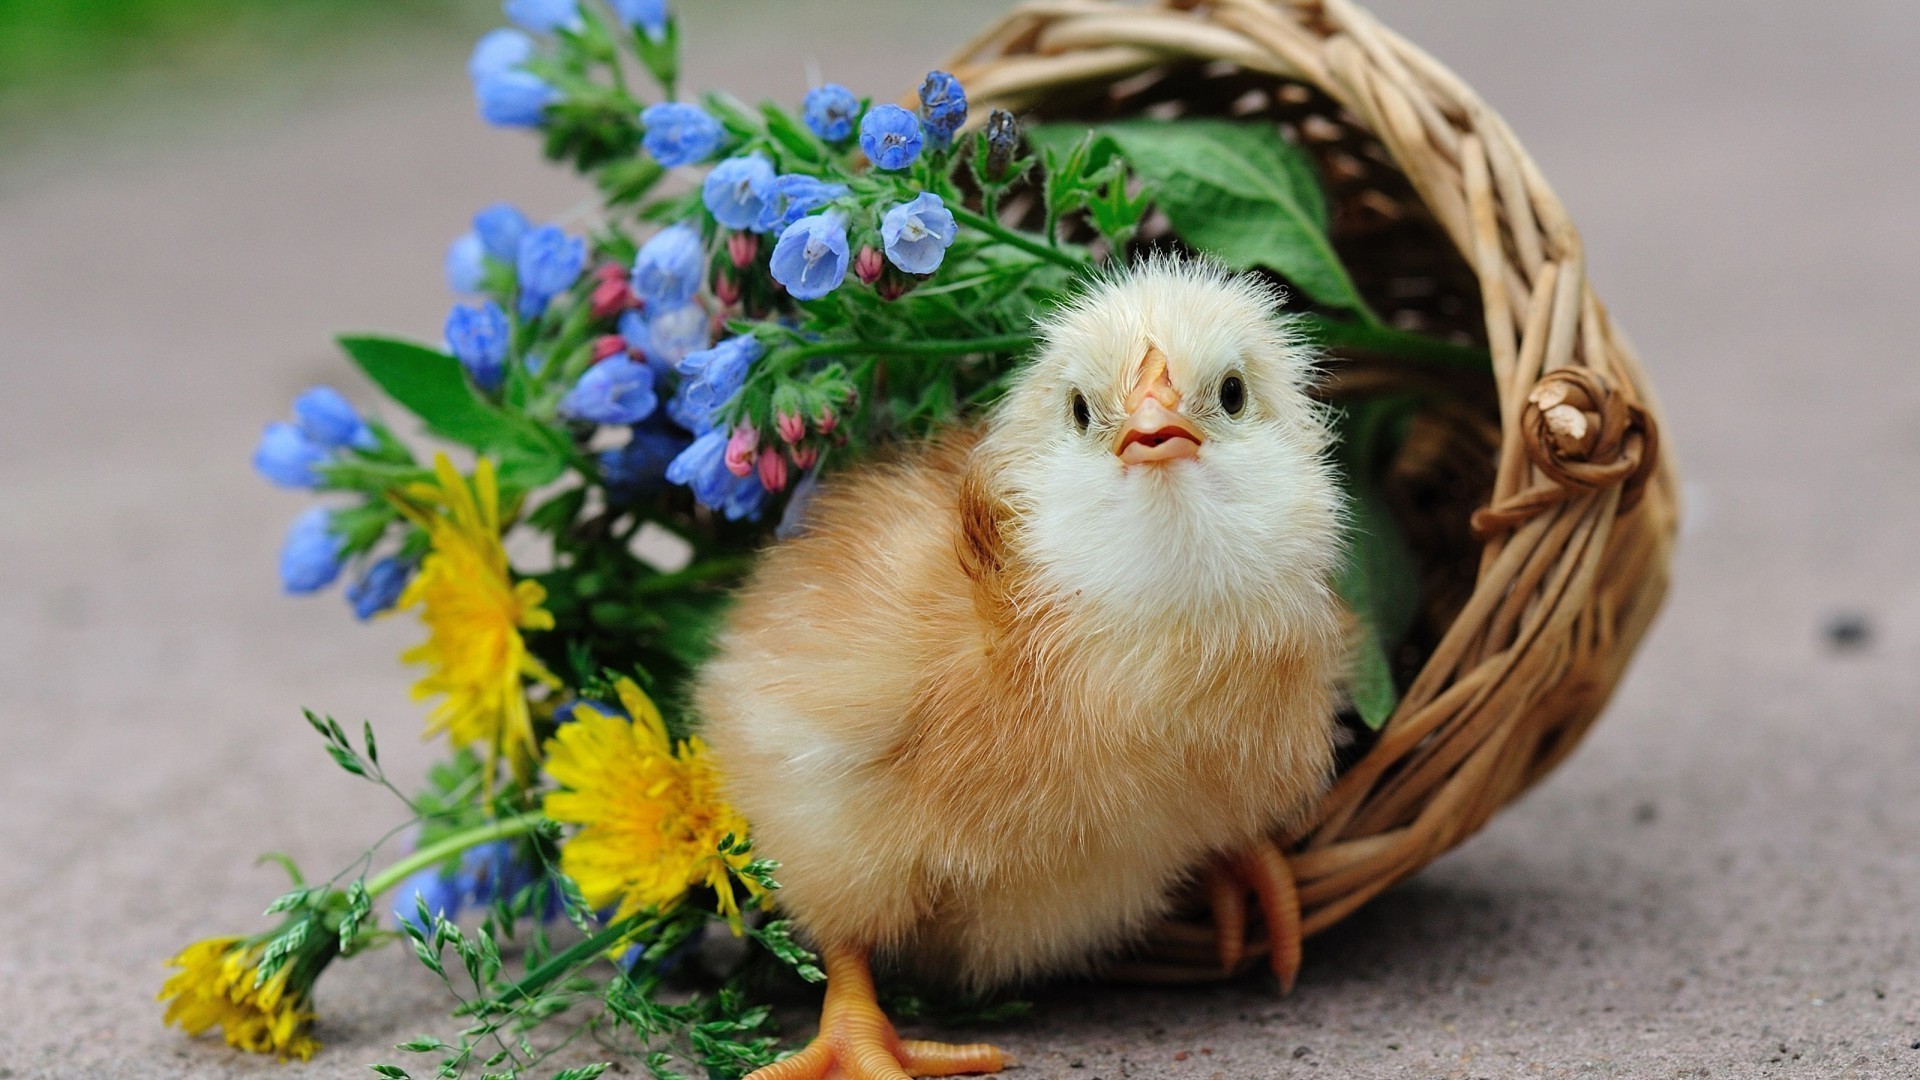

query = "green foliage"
[[1027, 119, 1374, 318], [1332, 398, 1425, 729]]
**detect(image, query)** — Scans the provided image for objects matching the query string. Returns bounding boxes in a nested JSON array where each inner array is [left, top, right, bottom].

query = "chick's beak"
[[1115, 346, 1203, 466]]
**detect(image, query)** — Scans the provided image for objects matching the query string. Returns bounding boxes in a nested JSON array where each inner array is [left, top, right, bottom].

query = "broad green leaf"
[[1331, 397, 1424, 729], [1027, 119, 1370, 316], [336, 335, 567, 488]]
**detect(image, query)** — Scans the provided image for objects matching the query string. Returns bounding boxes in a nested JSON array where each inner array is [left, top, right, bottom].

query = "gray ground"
[[3, 1, 1917, 1077]]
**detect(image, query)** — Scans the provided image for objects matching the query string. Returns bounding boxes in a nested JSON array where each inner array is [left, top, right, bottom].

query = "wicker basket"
[[943, 0, 1678, 982]]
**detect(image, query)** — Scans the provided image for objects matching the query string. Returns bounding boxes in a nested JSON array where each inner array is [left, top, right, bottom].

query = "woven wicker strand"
[[943, 0, 1678, 981]]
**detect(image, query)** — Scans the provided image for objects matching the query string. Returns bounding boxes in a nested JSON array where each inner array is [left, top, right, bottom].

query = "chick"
[[698, 258, 1349, 1080]]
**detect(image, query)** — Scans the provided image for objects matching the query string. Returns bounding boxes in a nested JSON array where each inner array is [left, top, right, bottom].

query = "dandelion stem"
[[363, 813, 547, 900]]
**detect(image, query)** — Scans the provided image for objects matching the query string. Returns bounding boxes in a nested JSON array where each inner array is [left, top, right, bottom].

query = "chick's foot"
[[745, 945, 1004, 1080], [1207, 836, 1304, 992]]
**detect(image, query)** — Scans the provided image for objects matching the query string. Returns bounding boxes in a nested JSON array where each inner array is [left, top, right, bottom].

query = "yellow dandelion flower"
[[543, 679, 763, 928], [157, 936, 320, 1061], [395, 454, 558, 778]]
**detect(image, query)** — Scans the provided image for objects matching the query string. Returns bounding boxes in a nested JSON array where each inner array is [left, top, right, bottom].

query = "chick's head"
[[980, 257, 1345, 635]]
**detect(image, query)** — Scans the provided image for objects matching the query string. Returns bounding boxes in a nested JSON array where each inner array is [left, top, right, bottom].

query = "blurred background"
[[2, 1, 1916, 1077]]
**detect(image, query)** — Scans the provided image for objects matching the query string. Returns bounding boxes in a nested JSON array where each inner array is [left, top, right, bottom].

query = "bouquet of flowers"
[[160, 1, 1484, 1075]]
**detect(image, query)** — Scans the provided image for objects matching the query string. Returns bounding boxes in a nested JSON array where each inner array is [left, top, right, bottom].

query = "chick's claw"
[[745, 945, 1005, 1080], [1207, 836, 1304, 993]]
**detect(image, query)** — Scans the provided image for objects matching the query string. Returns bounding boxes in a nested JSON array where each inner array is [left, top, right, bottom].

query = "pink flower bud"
[[790, 444, 819, 470], [726, 231, 760, 268], [877, 270, 917, 302], [724, 424, 758, 478], [590, 263, 636, 320], [757, 449, 789, 492], [775, 410, 806, 445], [591, 334, 628, 362], [816, 406, 838, 435], [854, 245, 885, 286], [713, 272, 741, 306]]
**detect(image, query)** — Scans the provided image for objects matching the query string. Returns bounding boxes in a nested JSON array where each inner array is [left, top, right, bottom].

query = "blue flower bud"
[[802, 83, 859, 142], [292, 386, 374, 450], [279, 507, 345, 594], [629, 223, 704, 312], [701, 154, 776, 232], [475, 69, 560, 128], [917, 70, 968, 148], [253, 422, 328, 489], [446, 300, 512, 391], [392, 867, 465, 934], [600, 425, 690, 501], [881, 192, 959, 276], [769, 212, 850, 301], [560, 356, 658, 425], [468, 27, 534, 82], [674, 335, 762, 417], [610, 0, 669, 41], [640, 102, 723, 167], [445, 231, 487, 294], [503, 0, 580, 34], [472, 202, 531, 262], [859, 104, 923, 171], [346, 556, 413, 620], [720, 470, 767, 521], [516, 224, 587, 319], [756, 174, 849, 233]]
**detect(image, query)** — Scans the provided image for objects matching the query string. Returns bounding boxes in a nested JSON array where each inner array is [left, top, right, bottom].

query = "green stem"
[[1299, 313, 1492, 372], [949, 205, 1088, 271], [784, 331, 1034, 365], [363, 813, 547, 899], [466, 914, 644, 1013]]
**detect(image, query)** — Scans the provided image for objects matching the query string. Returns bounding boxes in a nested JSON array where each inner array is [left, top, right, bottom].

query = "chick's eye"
[[1071, 392, 1091, 431], [1220, 374, 1246, 417]]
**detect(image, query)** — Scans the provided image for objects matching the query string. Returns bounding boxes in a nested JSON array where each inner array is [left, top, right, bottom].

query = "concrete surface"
[[2, 2, 1917, 1077]]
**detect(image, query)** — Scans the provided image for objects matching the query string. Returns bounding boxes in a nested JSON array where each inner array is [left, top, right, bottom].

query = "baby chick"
[[698, 258, 1349, 1080]]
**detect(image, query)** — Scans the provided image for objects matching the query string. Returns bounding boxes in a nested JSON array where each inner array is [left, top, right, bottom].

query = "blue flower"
[[666, 429, 727, 502], [463, 841, 559, 919], [701, 154, 776, 231], [917, 70, 968, 148], [392, 867, 466, 934], [292, 387, 375, 450], [445, 231, 487, 293], [610, 0, 669, 40], [675, 335, 761, 417], [503, 0, 580, 34], [881, 192, 958, 276], [516, 224, 587, 319], [280, 507, 344, 594], [553, 696, 621, 724], [446, 300, 512, 391], [859, 104, 923, 171], [346, 556, 414, 620], [476, 69, 559, 128], [253, 422, 328, 489], [600, 425, 690, 500], [468, 27, 534, 82], [630, 223, 704, 312], [561, 355, 658, 425], [719, 471, 767, 521], [769, 212, 850, 301], [640, 102, 723, 167], [802, 83, 859, 142], [626, 304, 709, 373], [666, 384, 715, 433], [472, 203, 531, 262], [756, 174, 849, 233]]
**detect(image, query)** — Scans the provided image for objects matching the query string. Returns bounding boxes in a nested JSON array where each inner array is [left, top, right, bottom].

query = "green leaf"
[[337, 336, 566, 485], [1027, 120, 1370, 316], [370, 1066, 414, 1080], [1331, 398, 1424, 729]]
